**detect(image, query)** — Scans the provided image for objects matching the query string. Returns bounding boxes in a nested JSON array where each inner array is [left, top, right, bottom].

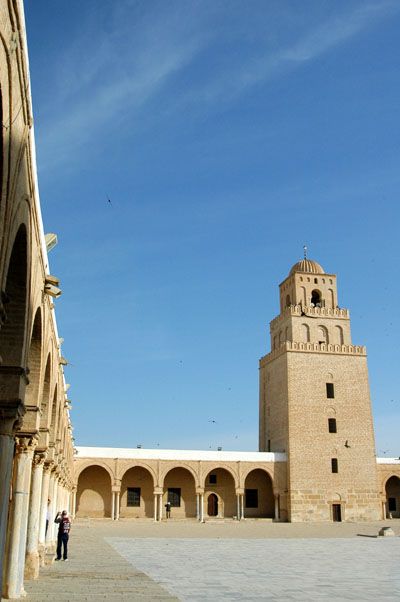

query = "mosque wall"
[[0, 2, 75, 598]]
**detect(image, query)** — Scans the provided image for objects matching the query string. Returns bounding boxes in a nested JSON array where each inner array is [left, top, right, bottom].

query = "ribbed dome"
[[289, 259, 325, 276]]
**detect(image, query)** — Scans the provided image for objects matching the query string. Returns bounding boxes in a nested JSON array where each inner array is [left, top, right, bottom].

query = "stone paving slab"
[[22, 523, 178, 601], [107, 536, 400, 601], [15, 519, 400, 601]]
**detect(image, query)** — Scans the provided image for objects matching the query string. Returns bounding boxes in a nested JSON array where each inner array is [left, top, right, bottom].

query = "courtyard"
[[23, 519, 400, 601]]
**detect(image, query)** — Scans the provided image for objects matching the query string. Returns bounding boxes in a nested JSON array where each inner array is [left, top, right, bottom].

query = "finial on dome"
[[303, 245, 307, 260]]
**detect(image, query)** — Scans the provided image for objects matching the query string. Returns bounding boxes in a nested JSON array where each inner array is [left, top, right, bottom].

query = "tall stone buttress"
[[259, 258, 381, 521]]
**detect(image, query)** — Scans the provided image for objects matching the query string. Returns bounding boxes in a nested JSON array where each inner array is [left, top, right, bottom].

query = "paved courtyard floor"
[[22, 519, 400, 601]]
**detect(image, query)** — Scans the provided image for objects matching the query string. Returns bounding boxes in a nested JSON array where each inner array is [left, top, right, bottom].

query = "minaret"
[[259, 256, 381, 521]]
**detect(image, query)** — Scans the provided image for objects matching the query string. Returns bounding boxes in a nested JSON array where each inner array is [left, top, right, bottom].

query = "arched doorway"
[[120, 466, 154, 518], [386, 476, 400, 518], [207, 493, 218, 516], [204, 468, 236, 518], [76, 465, 112, 518], [163, 467, 196, 518], [244, 469, 274, 518]]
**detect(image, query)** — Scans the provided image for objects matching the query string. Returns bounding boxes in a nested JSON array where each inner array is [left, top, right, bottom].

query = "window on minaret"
[[328, 418, 337, 433], [326, 383, 335, 398], [286, 294, 291, 307], [331, 458, 338, 473], [311, 290, 322, 307]]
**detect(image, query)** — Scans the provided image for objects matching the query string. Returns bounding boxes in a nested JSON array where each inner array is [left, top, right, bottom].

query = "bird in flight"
[[209, 419, 217, 424], [107, 195, 112, 205]]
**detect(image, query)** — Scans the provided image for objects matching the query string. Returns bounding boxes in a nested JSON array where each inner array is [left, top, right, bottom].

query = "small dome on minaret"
[[289, 258, 325, 276]]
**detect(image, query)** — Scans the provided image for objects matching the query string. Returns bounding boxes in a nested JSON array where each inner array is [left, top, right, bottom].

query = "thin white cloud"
[[35, 2, 212, 171], [188, 1, 400, 105], [35, 1, 399, 172]]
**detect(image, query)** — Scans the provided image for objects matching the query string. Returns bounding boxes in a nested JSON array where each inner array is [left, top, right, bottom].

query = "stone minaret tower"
[[259, 257, 381, 521]]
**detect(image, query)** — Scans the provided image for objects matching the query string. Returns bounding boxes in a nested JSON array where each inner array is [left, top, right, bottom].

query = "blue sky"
[[25, 0, 400, 455]]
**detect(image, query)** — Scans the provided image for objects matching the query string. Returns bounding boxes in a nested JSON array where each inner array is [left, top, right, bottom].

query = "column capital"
[[52, 465, 61, 477], [196, 488, 205, 494], [235, 488, 245, 495], [32, 451, 47, 467], [15, 434, 38, 455], [43, 460, 54, 473]]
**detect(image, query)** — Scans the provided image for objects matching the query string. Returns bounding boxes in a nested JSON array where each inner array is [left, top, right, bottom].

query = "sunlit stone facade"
[[1, 1, 400, 599], [0, 2, 74, 598], [75, 259, 400, 526]]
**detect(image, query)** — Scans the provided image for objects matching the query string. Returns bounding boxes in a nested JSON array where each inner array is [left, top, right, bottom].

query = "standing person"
[[54, 510, 71, 561], [165, 501, 171, 519]]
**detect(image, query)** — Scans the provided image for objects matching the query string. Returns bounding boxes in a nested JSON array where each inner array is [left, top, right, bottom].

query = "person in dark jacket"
[[54, 510, 71, 561]]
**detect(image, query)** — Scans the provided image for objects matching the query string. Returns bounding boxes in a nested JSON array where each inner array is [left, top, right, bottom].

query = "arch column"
[[236, 488, 244, 520], [200, 493, 204, 522], [46, 468, 60, 547], [111, 483, 121, 520], [196, 488, 205, 521], [70, 488, 77, 519], [25, 452, 46, 579], [111, 491, 115, 520], [274, 493, 280, 520], [236, 493, 241, 520], [0, 402, 25, 592], [158, 493, 163, 521], [153, 493, 158, 521], [38, 462, 52, 555], [3, 436, 37, 599]]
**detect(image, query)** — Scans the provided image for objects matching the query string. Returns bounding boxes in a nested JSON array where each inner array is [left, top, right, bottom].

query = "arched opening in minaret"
[[385, 476, 400, 518], [285, 294, 291, 307], [311, 289, 322, 307]]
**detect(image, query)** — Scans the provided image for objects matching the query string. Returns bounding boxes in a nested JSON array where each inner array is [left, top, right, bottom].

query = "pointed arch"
[[24, 307, 42, 407], [0, 224, 28, 365], [40, 353, 52, 427]]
